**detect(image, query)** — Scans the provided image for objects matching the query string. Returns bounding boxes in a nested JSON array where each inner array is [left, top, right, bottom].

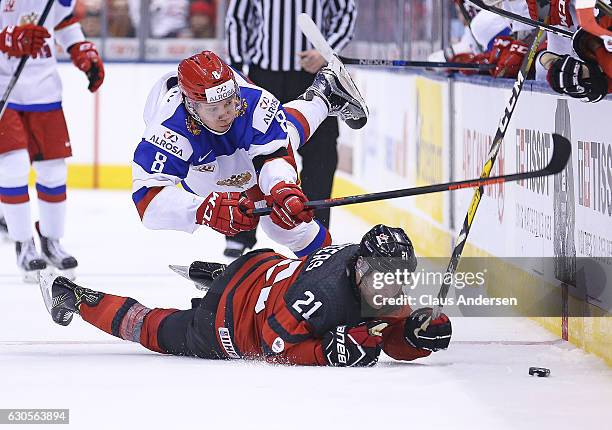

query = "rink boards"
[[54, 63, 612, 366]]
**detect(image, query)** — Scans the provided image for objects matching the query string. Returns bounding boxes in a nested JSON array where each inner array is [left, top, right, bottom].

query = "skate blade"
[[169, 264, 209, 292], [329, 55, 369, 117], [22, 268, 45, 284], [39, 270, 60, 314], [169, 264, 191, 280]]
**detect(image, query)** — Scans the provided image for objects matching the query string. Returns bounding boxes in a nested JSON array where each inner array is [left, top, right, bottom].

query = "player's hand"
[[404, 307, 452, 352], [69, 41, 105, 92], [267, 181, 314, 230], [487, 36, 528, 78], [322, 321, 388, 367], [298, 49, 327, 73], [546, 54, 608, 103], [197, 192, 259, 236], [448, 52, 485, 76], [0, 24, 50, 58]]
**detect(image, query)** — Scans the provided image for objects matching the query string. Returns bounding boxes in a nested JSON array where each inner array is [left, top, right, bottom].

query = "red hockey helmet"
[[178, 51, 241, 132]]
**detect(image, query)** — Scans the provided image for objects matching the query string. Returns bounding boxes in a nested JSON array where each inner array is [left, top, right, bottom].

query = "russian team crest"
[[185, 116, 201, 135], [216, 172, 252, 189]]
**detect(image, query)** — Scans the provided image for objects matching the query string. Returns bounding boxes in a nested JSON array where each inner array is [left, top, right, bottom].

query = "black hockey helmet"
[[358, 224, 417, 272]]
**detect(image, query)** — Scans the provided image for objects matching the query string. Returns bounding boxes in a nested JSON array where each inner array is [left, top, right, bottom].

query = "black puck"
[[529, 367, 550, 377]]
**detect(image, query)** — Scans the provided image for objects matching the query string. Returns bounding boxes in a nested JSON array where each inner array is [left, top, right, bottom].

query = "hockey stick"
[[336, 56, 495, 71], [431, 29, 547, 318], [0, 0, 55, 120], [468, 0, 573, 38], [251, 134, 569, 215]]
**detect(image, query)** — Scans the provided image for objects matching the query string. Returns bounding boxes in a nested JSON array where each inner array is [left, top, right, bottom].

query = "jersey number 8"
[[151, 152, 168, 173]]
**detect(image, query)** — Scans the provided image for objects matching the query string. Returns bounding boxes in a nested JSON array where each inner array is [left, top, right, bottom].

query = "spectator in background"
[[109, 0, 135, 37], [75, 0, 102, 37], [224, 0, 357, 258], [128, 0, 188, 38], [187, 1, 216, 38]]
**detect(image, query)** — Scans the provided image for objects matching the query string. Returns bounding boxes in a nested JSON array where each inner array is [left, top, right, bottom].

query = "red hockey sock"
[[80, 294, 178, 353]]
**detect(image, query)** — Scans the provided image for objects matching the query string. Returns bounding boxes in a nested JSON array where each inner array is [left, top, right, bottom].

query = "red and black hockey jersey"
[[202, 245, 430, 365]]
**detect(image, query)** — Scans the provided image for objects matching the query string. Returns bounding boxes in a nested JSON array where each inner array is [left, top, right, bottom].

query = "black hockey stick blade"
[[546, 134, 571, 175], [468, 0, 573, 38], [250, 134, 569, 216], [337, 56, 495, 71]]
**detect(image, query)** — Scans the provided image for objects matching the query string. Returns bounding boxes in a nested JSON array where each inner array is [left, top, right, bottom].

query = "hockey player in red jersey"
[[0, 1, 105, 281], [39, 224, 452, 367], [527, 0, 612, 102]]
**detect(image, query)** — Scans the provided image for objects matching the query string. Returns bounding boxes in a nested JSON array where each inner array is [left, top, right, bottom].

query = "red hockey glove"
[[69, 41, 105, 92], [449, 52, 489, 76], [322, 321, 388, 367], [196, 192, 259, 236], [404, 308, 452, 352], [487, 36, 528, 78], [266, 181, 314, 230], [0, 24, 50, 58]]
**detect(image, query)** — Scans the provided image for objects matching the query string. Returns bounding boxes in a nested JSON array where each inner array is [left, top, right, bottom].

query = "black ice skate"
[[39, 272, 103, 326], [36, 222, 78, 280], [302, 55, 369, 129], [16, 238, 47, 283], [0, 216, 9, 242]]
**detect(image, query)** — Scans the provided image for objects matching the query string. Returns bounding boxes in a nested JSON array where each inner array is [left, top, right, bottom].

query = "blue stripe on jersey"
[[294, 221, 328, 258], [0, 185, 29, 196], [35, 184, 66, 195], [132, 187, 148, 205], [133, 140, 190, 179], [7, 102, 62, 112], [181, 181, 196, 194]]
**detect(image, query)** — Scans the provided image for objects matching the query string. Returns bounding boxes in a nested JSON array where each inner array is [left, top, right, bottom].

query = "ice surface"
[[1, 190, 611, 429]]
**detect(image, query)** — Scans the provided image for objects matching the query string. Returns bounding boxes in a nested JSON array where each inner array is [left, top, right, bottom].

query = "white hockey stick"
[[297, 14, 369, 124], [297, 13, 335, 62]]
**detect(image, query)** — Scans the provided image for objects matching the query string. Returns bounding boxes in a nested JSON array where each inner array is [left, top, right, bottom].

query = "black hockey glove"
[[546, 54, 608, 103], [322, 321, 388, 367], [404, 308, 452, 352]]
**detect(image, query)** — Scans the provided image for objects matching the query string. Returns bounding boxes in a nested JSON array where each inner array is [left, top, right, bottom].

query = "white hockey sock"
[[0, 149, 33, 242], [33, 159, 68, 239], [284, 97, 329, 147]]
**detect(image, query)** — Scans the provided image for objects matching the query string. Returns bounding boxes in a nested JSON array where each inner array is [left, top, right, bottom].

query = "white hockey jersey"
[[132, 69, 297, 233], [0, 0, 86, 110]]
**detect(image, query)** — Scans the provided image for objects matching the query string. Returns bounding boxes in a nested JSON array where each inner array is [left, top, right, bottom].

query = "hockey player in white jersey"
[[0, 0, 104, 281], [132, 50, 368, 257]]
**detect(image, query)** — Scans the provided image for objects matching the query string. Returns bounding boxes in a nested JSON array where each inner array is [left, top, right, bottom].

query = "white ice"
[[1, 190, 611, 429]]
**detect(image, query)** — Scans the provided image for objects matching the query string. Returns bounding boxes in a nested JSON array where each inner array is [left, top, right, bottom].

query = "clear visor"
[[184, 80, 242, 131], [355, 256, 406, 306]]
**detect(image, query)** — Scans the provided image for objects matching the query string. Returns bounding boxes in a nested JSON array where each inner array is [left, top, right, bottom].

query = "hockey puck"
[[529, 367, 550, 377]]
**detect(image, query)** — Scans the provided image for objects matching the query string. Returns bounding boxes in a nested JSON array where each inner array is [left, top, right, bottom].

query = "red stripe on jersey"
[[284, 107, 311, 141], [215, 252, 282, 357], [136, 187, 163, 220], [54, 15, 80, 31]]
